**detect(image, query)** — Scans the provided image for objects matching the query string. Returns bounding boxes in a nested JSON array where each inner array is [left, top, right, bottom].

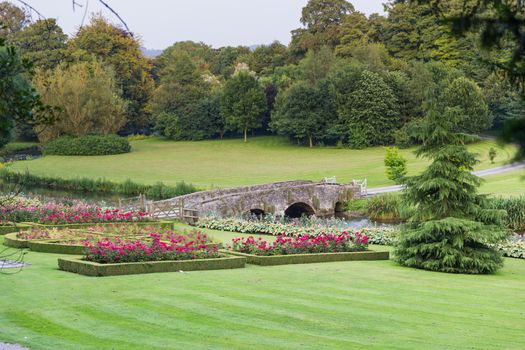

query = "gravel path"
[[366, 162, 525, 196], [0, 343, 30, 350]]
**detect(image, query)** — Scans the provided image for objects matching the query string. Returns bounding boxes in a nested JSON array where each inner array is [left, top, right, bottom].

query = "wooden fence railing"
[[118, 195, 198, 223]]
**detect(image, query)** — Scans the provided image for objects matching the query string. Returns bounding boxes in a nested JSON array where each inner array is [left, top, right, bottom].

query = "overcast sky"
[[15, 0, 385, 49]]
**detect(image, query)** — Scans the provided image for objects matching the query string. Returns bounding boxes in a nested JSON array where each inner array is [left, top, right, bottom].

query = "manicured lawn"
[[481, 170, 525, 197], [1, 230, 524, 350], [9, 136, 517, 189]]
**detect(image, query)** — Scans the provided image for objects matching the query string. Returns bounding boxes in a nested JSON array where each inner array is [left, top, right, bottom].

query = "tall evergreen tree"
[[395, 104, 508, 274]]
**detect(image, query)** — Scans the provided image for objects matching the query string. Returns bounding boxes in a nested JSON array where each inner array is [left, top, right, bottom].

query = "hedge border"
[[23, 221, 173, 230], [28, 240, 86, 255], [0, 223, 33, 235], [3, 232, 28, 248], [2, 221, 174, 250], [58, 255, 247, 276], [225, 249, 390, 266]]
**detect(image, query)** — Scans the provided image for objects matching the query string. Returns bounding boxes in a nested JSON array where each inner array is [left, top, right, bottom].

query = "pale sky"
[[12, 0, 385, 49]]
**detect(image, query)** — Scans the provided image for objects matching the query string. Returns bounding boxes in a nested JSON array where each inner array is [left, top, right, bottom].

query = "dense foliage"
[[43, 135, 131, 156], [2, 0, 518, 149], [32, 60, 127, 142], [395, 105, 508, 274], [0, 25, 54, 148]]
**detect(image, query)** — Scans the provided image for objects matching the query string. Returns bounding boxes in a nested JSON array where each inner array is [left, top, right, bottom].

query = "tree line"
[[1, 0, 523, 148]]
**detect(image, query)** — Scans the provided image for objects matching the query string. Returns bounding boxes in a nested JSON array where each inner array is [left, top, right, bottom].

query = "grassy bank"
[[8, 136, 518, 189], [480, 170, 525, 196], [1, 230, 524, 350]]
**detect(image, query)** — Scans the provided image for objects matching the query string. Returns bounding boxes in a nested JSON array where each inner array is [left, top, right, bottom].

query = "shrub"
[[367, 193, 402, 222], [43, 135, 131, 156], [344, 198, 368, 215], [489, 196, 525, 232], [146, 181, 198, 199], [384, 147, 407, 184]]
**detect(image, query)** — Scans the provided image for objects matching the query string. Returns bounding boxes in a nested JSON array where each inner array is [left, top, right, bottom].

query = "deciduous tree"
[[221, 72, 267, 142], [68, 14, 154, 132], [33, 60, 126, 142]]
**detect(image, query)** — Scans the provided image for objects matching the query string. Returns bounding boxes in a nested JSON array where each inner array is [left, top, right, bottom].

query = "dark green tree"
[[0, 36, 54, 147], [299, 47, 335, 84], [442, 76, 491, 133], [11, 18, 68, 70], [241, 41, 289, 76], [211, 46, 251, 78], [271, 80, 335, 147], [221, 72, 267, 142], [399, 0, 525, 160], [290, 0, 354, 56], [334, 70, 400, 147], [152, 51, 211, 140], [483, 73, 525, 129], [395, 105, 507, 274], [335, 11, 370, 57]]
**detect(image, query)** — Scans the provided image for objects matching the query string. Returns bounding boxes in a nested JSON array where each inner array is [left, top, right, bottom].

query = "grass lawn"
[[1, 227, 525, 350], [481, 170, 525, 197], [9, 136, 518, 189]]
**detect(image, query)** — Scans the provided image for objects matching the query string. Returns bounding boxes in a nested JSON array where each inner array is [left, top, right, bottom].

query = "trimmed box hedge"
[[0, 223, 32, 235], [28, 240, 86, 255], [3, 232, 29, 249], [58, 255, 247, 277], [23, 221, 173, 230], [225, 250, 390, 266]]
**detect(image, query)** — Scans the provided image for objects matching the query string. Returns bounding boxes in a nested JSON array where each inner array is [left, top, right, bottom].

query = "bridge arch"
[[248, 208, 266, 219], [284, 202, 315, 218]]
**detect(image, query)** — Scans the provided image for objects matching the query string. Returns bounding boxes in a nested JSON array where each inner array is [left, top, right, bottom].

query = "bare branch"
[[96, 0, 133, 36]]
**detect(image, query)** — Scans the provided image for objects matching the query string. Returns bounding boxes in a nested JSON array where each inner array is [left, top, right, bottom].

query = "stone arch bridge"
[[141, 180, 364, 220]]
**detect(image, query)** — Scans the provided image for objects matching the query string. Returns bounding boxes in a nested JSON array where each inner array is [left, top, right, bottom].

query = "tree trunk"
[[220, 130, 224, 140], [308, 133, 313, 148], [244, 128, 248, 143]]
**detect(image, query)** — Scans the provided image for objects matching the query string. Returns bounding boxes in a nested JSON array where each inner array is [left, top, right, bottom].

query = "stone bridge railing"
[[143, 180, 363, 220]]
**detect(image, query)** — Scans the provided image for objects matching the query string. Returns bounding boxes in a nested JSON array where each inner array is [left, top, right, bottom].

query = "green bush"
[[146, 181, 197, 199], [367, 193, 402, 222], [43, 135, 131, 156], [489, 196, 525, 231], [344, 198, 368, 214]]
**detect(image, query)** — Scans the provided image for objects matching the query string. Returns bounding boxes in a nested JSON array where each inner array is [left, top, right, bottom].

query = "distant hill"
[[141, 47, 163, 58]]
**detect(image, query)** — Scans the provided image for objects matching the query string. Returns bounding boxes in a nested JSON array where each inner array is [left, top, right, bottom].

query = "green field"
[[9, 136, 520, 190], [1, 227, 524, 350], [481, 171, 525, 196]]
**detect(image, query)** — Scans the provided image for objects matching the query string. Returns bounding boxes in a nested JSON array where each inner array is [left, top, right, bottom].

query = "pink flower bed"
[[85, 233, 218, 264], [0, 196, 148, 224], [41, 208, 148, 224], [231, 231, 369, 256]]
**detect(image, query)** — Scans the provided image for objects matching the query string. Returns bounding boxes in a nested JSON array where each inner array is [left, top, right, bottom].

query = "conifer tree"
[[395, 104, 508, 274]]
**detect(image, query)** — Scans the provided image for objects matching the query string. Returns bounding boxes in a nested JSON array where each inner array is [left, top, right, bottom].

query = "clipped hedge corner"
[[58, 255, 247, 277], [225, 249, 390, 266]]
